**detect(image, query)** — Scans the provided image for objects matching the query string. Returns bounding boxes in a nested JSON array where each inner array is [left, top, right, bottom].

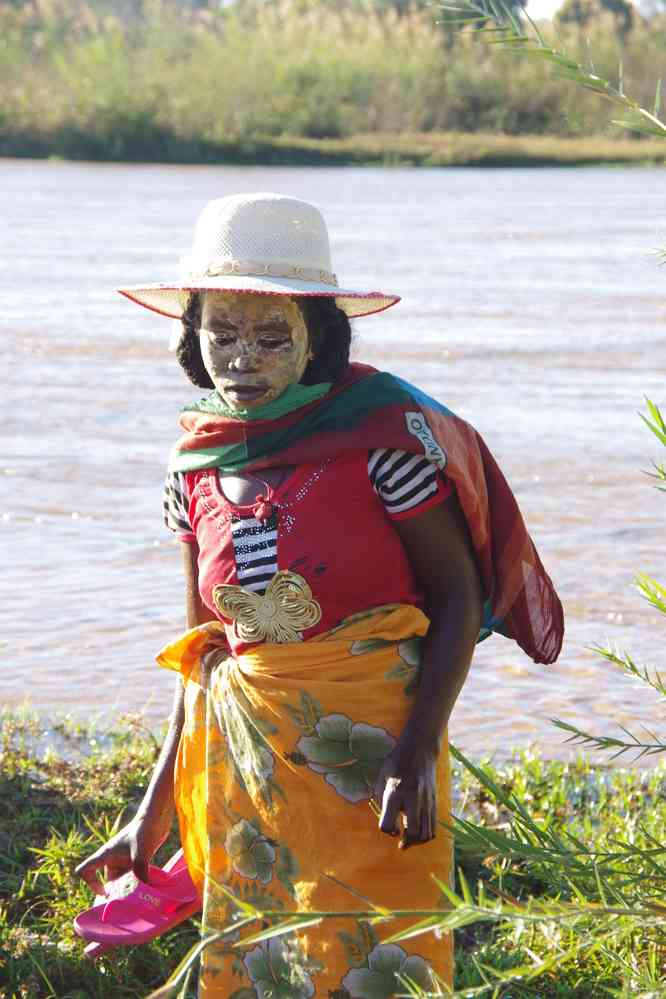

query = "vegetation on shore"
[[6, 129, 666, 168], [0, 711, 199, 999], [4, 0, 666, 166], [3, 707, 666, 998]]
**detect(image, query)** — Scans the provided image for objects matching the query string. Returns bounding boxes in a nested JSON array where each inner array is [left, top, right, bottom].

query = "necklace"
[[245, 470, 275, 523]]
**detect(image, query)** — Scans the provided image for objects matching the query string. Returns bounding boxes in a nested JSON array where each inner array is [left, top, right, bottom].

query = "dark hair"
[[176, 293, 352, 390]]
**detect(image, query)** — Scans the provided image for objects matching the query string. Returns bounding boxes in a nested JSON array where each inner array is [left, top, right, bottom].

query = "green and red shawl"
[[170, 363, 564, 665]]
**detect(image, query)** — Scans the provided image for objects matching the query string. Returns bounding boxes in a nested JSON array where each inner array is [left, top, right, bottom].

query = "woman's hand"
[[373, 495, 484, 851], [374, 740, 438, 849], [75, 544, 205, 895], [75, 808, 172, 893]]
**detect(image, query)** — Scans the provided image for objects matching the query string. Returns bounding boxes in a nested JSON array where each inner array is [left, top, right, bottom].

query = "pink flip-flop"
[[74, 849, 201, 957]]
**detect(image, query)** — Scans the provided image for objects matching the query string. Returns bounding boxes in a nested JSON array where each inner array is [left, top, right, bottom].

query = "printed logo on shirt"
[[404, 412, 447, 470]]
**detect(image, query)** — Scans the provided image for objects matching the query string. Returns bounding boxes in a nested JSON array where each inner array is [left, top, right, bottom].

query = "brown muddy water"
[[2, 159, 665, 761]]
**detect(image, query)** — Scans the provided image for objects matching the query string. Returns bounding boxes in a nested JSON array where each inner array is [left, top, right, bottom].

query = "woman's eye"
[[259, 336, 290, 350], [208, 333, 235, 347]]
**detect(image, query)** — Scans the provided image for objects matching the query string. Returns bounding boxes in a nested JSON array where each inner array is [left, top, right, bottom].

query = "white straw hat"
[[118, 192, 400, 319]]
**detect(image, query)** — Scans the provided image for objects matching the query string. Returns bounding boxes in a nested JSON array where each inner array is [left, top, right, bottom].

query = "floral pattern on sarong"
[[340, 943, 433, 997], [384, 638, 423, 696], [210, 672, 284, 808], [337, 922, 379, 969], [168, 604, 453, 995], [200, 871, 297, 986], [240, 938, 318, 998], [220, 817, 299, 898], [295, 712, 396, 803], [349, 632, 423, 696], [225, 820, 276, 884]]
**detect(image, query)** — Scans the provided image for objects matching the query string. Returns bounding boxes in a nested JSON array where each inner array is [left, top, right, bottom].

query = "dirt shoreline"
[[3, 130, 666, 167]]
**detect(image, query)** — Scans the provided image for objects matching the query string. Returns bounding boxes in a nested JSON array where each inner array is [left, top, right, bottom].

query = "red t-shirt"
[[164, 449, 451, 655]]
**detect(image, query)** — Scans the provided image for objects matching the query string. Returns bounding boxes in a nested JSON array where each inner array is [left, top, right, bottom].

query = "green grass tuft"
[[0, 711, 198, 999], [3, 711, 666, 998]]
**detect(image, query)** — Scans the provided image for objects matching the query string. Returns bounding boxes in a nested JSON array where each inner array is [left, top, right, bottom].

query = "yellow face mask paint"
[[200, 292, 310, 411]]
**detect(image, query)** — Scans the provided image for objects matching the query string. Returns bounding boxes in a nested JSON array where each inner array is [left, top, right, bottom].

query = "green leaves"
[[640, 398, 666, 447], [635, 573, 666, 615], [552, 717, 666, 761], [439, 0, 666, 138]]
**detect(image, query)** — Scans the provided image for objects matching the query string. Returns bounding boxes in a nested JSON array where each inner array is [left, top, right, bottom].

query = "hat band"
[[180, 257, 339, 287]]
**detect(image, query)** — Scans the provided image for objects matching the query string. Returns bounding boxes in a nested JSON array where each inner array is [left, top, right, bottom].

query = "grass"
[[4, 0, 666, 167], [240, 131, 666, 167], [3, 709, 666, 998], [5, 129, 666, 168], [0, 709, 198, 999]]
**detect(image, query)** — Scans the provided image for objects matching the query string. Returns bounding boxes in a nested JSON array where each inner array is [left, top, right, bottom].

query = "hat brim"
[[118, 275, 400, 320]]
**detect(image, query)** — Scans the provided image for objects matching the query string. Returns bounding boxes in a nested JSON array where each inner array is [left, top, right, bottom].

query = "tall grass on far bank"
[[4, 709, 666, 998], [4, 0, 666, 163]]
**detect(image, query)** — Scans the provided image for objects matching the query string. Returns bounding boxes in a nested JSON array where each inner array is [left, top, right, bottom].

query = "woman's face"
[[199, 292, 310, 410]]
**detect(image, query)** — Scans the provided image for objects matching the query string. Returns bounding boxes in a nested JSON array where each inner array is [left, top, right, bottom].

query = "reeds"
[[3, 0, 666, 162]]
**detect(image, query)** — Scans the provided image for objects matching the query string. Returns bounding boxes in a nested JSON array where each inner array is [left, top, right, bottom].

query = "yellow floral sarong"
[[157, 605, 453, 997]]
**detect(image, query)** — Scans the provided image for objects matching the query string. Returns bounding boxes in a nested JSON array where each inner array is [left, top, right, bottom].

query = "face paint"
[[199, 292, 311, 411]]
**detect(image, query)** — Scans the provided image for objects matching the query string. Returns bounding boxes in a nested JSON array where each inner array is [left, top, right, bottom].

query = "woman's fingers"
[[75, 849, 114, 895], [74, 841, 133, 894], [377, 769, 438, 847], [399, 780, 422, 850], [131, 849, 150, 884], [421, 784, 437, 844], [378, 777, 403, 836], [399, 780, 437, 848]]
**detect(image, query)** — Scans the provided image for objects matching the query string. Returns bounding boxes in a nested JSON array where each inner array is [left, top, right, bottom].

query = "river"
[[2, 158, 665, 761]]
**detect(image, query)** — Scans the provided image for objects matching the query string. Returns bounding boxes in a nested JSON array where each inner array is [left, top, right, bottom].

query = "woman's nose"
[[228, 346, 258, 372]]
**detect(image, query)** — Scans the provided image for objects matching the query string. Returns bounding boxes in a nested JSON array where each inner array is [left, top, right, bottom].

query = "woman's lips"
[[226, 383, 269, 401]]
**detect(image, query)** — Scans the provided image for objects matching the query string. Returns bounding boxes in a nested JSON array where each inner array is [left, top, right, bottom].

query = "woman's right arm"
[[75, 542, 210, 891]]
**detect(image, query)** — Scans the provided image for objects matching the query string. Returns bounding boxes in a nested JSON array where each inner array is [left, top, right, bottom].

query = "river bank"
[[4, 131, 666, 167], [3, 710, 665, 998]]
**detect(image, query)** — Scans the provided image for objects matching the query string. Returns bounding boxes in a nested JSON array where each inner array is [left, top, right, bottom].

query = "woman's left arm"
[[375, 492, 484, 848]]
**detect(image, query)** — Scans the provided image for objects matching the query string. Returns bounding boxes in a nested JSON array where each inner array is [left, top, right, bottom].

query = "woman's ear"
[[175, 292, 214, 389]]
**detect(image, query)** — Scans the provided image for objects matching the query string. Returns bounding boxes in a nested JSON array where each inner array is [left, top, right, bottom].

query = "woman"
[[77, 193, 563, 996]]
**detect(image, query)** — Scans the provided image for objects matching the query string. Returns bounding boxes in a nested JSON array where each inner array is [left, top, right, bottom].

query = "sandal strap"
[[100, 873, 197, 924]]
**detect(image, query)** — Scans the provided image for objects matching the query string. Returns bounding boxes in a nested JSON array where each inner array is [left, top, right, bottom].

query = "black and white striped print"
[[163, 448, 440, 554], [230, 513, 278, 593], [367, 448, 439, 516], [163, 471, 192, 535]]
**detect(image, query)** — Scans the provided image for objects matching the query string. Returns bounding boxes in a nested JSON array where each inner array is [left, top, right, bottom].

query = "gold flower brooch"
[[213, 570, 322, 644]]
